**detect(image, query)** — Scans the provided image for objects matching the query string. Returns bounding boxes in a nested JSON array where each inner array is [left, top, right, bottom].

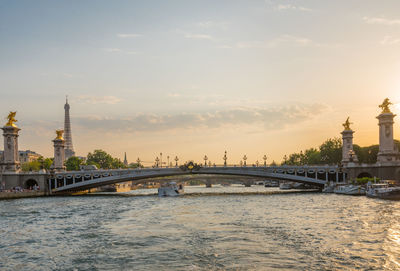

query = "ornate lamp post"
[[256, 160, 259, 167], [203, 155, 208, 167], [243, 155, 247, 167], [136, 157, 141, 167], [263, 155, 267, 167], [167, 156, 170, 168], [174, 156, 179, 167], [160, 152, 163, 168], [223, 151, 227, 167], [155, 156, 160, 168]]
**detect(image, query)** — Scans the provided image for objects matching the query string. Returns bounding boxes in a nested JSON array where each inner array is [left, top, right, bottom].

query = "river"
[[0, 185, 399, 270]]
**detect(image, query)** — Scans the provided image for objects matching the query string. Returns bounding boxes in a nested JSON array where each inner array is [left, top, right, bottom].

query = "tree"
[[87, 150, 114, 169], [128, 162, 142, 168], [111, 158, 125, 169], [65, 156, 85, 171], [319, 137, 342, 164], [21, 161, 41, 172], [86, 149, 127, 169]]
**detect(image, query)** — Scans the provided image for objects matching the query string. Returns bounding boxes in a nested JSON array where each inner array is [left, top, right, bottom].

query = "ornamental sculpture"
[[5, 111, 17, 127], [379, 98, 392, 114], [342, 117, 352, 130], [55, 129, 64, 140]]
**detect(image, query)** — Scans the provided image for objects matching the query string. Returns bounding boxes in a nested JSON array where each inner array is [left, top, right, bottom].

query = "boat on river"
[[333, 184, 365, 195], [366, 182, 400, 200], [279, 182, 292, 190], [158, 182, 184, 197]]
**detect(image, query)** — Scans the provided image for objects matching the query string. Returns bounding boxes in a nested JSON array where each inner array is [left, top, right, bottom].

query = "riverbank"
[[0, 191, 47, 200]]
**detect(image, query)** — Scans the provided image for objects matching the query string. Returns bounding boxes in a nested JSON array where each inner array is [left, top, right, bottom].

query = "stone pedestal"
[[1, 125, 21, 173], [376, 112, 399, 163], [51, 138, 66, 172], [341, 129, 358, 163]]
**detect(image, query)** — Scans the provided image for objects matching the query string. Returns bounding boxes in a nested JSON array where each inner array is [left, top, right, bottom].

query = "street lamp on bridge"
[[243, 155, 247, 167], [174, 156, 179, 167], [223, 151, 227, 167], [167, 156, 170, 168], [136, 157, 141, 166], [263, 155, 267, 167], [203, 155, 208, 167], [155, 156, 160, 168], [256, 160, 259, 167], [160, 152, 163, 168]]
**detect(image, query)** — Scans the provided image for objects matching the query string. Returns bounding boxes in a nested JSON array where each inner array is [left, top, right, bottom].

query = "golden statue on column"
[[379, 98, 392, 114], [55, 130, 64, 140], [342, 117, 352, 130], [5, 111, 18, 127]]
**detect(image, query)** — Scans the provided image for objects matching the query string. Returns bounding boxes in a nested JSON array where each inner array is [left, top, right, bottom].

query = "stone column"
[[377, 112, 398, 163], [51, 130, 66, 172], [341, 129, 358, 163], [1, 125, 21, 173]]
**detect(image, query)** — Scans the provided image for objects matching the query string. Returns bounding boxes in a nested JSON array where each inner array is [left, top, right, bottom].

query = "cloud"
[[381, 35, 400, 45], [72, 103, 328, 133], [363, 17, 400, 25], [117, 33, 142, 38], [185, 33, 213, 40], [76, 95, 122, 105], [275, 4, 312, 12], [236, 35, 314, 49]]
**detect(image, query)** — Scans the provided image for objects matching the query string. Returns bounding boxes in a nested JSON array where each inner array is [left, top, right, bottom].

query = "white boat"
[[366, 182, 400, 200], [158, 182, 184, 197], [279, 182, 292, 190], [322, 182, 335, 193], [334, 184, 365, 195]]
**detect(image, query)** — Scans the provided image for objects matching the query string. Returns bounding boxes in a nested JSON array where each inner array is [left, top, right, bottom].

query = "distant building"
[[0, 150, 42, 164]]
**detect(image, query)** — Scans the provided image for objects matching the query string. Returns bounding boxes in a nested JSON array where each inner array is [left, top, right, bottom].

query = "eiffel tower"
[[64, 96, 75, 159]]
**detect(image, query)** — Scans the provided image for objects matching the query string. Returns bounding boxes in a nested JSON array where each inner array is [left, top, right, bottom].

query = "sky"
[[1, 0, 400, 166]]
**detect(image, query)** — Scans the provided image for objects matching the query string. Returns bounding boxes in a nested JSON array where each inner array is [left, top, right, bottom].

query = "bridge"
[[49, 164, 344, 193]]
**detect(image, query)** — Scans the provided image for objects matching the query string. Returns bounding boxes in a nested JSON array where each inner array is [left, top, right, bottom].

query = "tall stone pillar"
[[51, 130, 66, 172], [376, 98, 399, 164], [341, 117, 358, 164], [1, 112, 21, 172]]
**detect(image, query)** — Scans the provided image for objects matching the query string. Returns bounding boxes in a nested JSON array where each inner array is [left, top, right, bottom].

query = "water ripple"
[[1, 187, 399, 270]]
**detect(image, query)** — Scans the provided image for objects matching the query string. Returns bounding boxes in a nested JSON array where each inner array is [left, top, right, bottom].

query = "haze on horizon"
[[1, 0, 400, 165]]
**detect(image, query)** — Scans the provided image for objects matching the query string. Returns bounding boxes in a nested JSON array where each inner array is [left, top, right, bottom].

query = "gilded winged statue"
[[379, 98, 392, 113], [5, 111, 17, 127], [55, 129, 64, 140], [343, 117, 352, 130]]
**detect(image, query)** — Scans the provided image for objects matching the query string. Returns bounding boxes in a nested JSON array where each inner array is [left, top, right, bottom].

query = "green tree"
[[111, 158, 125, 169], [128, 162, 142, 168], [21, 160, 41, 172], [87, 149, 114, 169], [319, 137, 342, 164], [65, 156, 85, 171]]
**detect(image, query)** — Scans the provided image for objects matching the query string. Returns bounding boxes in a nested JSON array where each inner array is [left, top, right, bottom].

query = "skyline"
[[1, 0, 400, 163]]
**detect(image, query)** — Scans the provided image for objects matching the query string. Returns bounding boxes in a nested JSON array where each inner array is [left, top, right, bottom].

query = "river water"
[[1, 185, 399, 270]]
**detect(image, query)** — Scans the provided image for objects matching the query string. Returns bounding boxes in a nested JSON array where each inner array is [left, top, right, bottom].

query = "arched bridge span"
[[49, 166, 343, 193]]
